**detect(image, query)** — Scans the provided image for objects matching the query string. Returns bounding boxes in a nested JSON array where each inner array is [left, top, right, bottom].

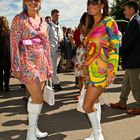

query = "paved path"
[[0, 70, 140, 140]]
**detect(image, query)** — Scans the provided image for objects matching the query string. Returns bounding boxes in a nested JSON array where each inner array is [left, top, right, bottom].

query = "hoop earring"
[[24, 4, 27, 12], [101, 8, 103, 14]]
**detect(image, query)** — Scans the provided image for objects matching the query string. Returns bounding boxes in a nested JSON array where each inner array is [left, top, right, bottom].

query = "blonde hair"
[[22, 0, 41, 13]]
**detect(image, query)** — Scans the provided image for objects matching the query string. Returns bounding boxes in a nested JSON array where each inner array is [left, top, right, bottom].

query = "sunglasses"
[[25, 0, 41, 2]]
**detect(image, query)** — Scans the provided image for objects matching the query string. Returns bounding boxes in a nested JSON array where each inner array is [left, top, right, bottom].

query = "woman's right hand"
[[106, 72, 115, 85], [12, 71, 21, 80]]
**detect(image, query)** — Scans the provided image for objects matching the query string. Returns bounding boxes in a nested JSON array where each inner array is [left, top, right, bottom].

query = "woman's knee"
[[26, 84, 43, 104], [83, 103, 92, 113], [31, 95, 43, 104]]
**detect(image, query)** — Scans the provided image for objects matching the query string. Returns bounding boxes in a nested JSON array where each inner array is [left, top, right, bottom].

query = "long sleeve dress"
[[10, 13, 53, 84], [83, 16, 120, 88]]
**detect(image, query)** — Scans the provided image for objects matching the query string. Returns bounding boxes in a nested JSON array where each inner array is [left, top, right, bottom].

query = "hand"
[[68, 34, 73, 39], [107, 72, 115, 85], [107, 76, 113, 85], [12, 71, 21, 80], [47, 73, 52, 79]]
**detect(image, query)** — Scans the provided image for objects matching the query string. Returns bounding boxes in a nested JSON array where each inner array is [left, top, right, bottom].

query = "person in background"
[[74, 12, 93, 94], [0, 16, 11, 92], [60, 26, 67, 71], [57, 26, 67, 73], [48, 9, 63, 92], [45, 16, 51, 24], [65, 27, 75, 71], [82, 0, 120, 140], [10, 0, 53, 139], [110, 0, 140, 115]]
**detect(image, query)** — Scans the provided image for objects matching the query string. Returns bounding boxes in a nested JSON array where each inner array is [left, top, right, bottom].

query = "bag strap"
[[46, 79, 53, 88]]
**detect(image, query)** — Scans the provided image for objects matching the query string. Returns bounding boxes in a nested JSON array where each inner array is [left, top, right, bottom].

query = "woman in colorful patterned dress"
[[83, 0, 120, 140], [10, 0, 53, 139]]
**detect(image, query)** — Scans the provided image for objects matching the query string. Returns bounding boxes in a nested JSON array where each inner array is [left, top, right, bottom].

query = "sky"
[[0, 0, 113, 28]]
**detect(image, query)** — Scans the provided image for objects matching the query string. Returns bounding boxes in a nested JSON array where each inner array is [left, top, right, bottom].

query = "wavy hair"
[[87, 0, 109, 18], [0, 16, 9, 34]]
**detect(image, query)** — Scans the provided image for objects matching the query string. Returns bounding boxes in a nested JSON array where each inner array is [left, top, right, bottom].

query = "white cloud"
[[41, 0, 87, 28], [0, 0, 114, 28]]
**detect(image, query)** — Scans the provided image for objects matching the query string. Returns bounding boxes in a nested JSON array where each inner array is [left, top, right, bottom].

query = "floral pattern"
[[75, 43, 86, 76], [10, 13, 53, 84]]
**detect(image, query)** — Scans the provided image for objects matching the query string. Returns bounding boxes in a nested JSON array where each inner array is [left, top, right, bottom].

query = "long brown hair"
[[0, 16, 9, 35], [87, 0, 109, 18]]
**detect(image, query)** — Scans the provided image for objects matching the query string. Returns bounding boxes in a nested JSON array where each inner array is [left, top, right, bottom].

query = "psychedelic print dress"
[[10, 13, 53, 84], [83, 16, 120, 88]]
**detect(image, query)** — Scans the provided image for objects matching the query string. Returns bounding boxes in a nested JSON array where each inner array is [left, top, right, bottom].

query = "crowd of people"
[[0, 0, 140, 140]]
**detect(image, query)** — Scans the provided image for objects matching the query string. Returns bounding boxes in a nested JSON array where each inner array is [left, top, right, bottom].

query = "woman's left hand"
[[48, 74, 52, 79]]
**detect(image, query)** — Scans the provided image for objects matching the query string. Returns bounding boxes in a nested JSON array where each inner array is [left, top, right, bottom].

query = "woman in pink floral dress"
[[10, 0, 53, 139]]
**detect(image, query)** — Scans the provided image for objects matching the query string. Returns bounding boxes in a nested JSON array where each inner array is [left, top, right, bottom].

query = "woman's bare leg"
[[25, 82, 45, 104], [83, 86, 104, 113], [79, 76, 83, 93]]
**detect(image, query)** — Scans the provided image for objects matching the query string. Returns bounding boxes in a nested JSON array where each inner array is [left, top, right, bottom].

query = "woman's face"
[[25, 0, 41, 12], [87, 2, 103, 16]]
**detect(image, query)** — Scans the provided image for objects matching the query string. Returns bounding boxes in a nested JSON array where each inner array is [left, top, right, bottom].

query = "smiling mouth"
[[30, 4, 38, 8]]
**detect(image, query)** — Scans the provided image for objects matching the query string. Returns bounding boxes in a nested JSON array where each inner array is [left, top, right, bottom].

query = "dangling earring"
[[24, 4, 27, 12], [101, 8, 103, 14]]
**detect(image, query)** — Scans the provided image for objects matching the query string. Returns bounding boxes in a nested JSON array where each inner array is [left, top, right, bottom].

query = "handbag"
[[76, 86, 86, 113], [43, 79, 55, 106]]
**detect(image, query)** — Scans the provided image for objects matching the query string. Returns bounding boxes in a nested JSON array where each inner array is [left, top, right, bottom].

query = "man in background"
[[48, 9, 63, 92], [110, 0, 140, 115], [45, 16, 51, 24]]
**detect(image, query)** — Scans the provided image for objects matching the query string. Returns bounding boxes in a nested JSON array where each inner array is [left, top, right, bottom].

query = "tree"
[[110, 0, 140, 20], [110, 0, 126, 20]]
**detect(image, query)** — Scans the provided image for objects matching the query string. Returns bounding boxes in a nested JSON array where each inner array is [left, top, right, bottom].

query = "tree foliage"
[[110, 0, 126, 20], [110, 0, 140, 20]]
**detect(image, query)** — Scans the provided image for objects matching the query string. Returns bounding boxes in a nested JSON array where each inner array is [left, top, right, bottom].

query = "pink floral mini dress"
[[10, 13, 53, 84]]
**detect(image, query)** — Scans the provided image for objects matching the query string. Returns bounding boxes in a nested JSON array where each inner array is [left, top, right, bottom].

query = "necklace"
[[27, 14, 42, 31]]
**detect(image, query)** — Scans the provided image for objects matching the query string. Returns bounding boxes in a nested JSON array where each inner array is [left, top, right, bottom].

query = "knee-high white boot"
[[99, 96, 105, 106], [26, 102, 41, 140], [84, 103, 102, 140], [28, 97, 48, 138], [87, 111, 104, 140], [95, 102, 101, 121]]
